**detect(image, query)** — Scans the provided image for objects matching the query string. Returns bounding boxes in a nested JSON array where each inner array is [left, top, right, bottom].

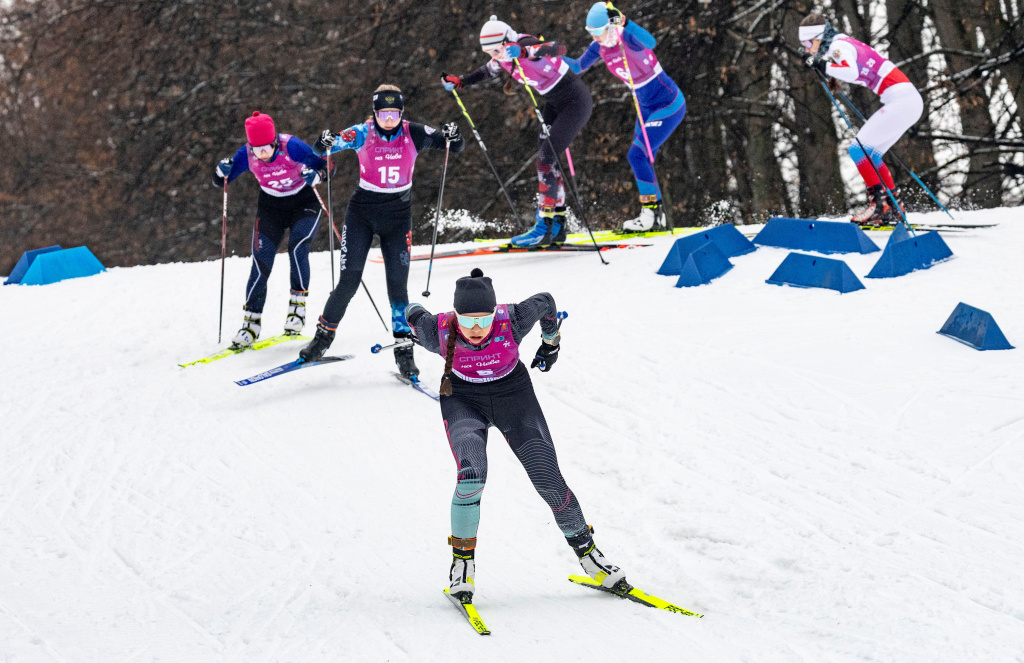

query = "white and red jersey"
[[821, 34, 910, 96]]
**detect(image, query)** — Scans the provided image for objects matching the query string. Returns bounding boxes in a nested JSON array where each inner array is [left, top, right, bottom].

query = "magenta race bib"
[[438, 305, 520, 383], [599, 43, 662, 88], [246, 134, 307, 197], [356, 120, 419, 193]]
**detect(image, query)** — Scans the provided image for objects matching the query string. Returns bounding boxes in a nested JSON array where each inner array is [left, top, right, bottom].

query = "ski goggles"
[[250, 142, 276, 154], [375, 110, 402, 123], [456, 312, 495, 329], [586, 23, 608, 36]]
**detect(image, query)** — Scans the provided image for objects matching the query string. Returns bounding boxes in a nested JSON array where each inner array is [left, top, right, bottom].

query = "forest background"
[[1, 0, 1022, 270]]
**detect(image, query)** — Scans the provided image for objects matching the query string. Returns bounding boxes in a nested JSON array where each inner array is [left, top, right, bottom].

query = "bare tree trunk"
[[969, 0, 1024, 130], [727, 45, 792, 222], [929, 0, 1004, 206]]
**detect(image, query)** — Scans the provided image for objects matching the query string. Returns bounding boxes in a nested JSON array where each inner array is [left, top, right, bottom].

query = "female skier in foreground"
[[405, 269, 626, 600]]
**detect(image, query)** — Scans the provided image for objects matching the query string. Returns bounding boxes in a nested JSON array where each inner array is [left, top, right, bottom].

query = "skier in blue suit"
[[564, 3, 686, 231]]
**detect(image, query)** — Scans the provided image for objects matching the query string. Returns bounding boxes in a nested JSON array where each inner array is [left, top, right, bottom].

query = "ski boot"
[[573, 532, 626, 590], [299, 320, 335, 362], [393, 332, 419, 379], [283, 290, 307, 335], [549, 205, 568, 245], [881, 187, 906, 225], [510, 207, 555, 248], [851, 184, 889, 227], [449, 538, 477, 599], [622, 200, 666, 233], [230, 310, 262, 350]]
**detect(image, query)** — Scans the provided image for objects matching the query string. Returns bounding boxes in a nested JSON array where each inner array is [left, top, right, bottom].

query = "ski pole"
[[423, 139, 452, 297], [218, 180, 228, 344], [326, 150, 335, 288], [608, 2, 655, 165], [370, 338, 416, 354], [833, 89, 954, 220], [450, 88, 523, 227], [512, 57, 608, 265], [311, 186, 390, 332], [813, 71, 913, 234]]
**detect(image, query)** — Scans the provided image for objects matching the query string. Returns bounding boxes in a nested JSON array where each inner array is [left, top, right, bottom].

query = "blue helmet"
[[586, 2, 609, 32]]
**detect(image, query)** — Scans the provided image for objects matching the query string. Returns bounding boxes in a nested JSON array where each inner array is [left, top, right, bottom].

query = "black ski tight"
[[319, 200, 410, 331], [440, 363, 590, 544]]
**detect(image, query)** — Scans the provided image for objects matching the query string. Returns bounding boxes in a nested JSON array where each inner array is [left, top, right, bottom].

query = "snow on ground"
[[1, 208, 1022, 662]]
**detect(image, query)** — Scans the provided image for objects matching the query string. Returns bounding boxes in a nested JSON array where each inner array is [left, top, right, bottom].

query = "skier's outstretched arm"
[[509, 293, 559, 344], [406, 304, 442, 354], [564, 42, 601, 75], [409, 123, 466, 154]]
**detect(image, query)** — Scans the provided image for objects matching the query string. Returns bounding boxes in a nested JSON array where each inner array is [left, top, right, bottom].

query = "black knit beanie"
[[453, 268, 496, 313]]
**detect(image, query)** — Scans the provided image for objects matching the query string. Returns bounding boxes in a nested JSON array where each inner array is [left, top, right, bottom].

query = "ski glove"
[[504, 44, 522, 59], [530, 339, 559, 372], [804, 55, 826, 76], [314, 129, 335, 154], [441, 122, 460, 142], [301, 167, 322, 187], [441, 73, 463, 91], [607, 4, 625, 25], [216, 158, 233, 179]]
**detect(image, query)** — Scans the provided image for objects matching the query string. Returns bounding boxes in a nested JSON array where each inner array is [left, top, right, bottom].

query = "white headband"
[[799, 24, 826, 42]]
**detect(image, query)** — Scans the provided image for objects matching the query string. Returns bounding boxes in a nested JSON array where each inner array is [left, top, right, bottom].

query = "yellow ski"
[[444, 588, 491, 635], [568, 575, 703, 618], [178, 334, 310, 368]]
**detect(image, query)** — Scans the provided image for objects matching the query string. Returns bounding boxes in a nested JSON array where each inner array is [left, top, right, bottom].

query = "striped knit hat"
[[479, 15, 516, 50]]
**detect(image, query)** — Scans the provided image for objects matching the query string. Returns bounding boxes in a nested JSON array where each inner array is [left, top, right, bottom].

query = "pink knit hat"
[[244, 111, 276, 146]]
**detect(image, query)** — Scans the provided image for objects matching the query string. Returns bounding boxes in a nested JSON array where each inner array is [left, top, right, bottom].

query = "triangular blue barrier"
[[675, 241, 733, 287], [5, 245, 63, 285], [18, 246, 106, 285], [887, 222, 911, 245], [766, 252, 865, 293], [658, 224, 755, 276], [754, 217, 879, 254], [937, 302, 1014, 350], [865, 230, 953, 279]]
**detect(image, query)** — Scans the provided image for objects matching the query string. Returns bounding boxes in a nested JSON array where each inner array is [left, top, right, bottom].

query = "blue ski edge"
[[235, 355, 355, 386]]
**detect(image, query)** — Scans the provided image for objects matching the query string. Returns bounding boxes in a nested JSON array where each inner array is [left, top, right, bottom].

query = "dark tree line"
[[1, 0, 1021, 271]]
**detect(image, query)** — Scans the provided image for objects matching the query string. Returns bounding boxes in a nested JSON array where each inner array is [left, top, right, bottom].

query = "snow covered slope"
[[2, 209, 1022, 662]]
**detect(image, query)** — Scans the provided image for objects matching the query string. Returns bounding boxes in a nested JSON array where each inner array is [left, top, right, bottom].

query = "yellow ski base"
[[178, 334, 310, 368], [567, 575, 703, 618], [444, 588, 491, 635]]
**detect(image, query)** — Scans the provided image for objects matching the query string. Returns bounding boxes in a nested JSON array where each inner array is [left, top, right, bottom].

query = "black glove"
[[607, 4, 625, 25], [441, 122, 460, 142], [314, 129, 335, 154], [530, 339, 559, 372], [804, 55, 826, 76]]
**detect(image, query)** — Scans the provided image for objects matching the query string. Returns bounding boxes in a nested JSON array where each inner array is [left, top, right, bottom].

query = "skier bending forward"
[[801, 13, 923, 226], [299, 84, 464, 378], [213, 111, 328, 347], [564, 2, 686, 232], [406, 268, 626, 599]]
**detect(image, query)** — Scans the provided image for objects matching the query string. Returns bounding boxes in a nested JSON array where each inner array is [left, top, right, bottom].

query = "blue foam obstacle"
[[675, 241, 733, 287], [754, 217, 879, 254], [14, 246, 106, 285], [766, 252, 865, 293], [4, 245, 63, 285], [657, 224, 755, 276], [937, 302, 1014, 351], [865, 230, 953, 279]]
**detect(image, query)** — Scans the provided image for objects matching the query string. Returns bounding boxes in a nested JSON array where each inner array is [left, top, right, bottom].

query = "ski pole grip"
[[557, 311, 568, 321], [371, 344, 383, 354]]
